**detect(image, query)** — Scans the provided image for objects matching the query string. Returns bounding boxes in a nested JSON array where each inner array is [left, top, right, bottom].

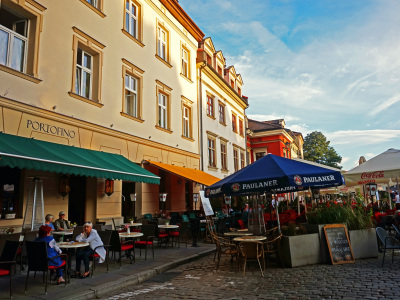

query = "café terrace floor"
[[0, 242, 214, 300]]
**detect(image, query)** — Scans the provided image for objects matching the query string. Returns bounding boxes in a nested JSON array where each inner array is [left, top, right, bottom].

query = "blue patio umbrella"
[[205, 154, 344, 198]]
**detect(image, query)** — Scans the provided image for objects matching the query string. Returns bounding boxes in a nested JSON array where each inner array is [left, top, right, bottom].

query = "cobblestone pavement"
[[101, 252, 400, 300]]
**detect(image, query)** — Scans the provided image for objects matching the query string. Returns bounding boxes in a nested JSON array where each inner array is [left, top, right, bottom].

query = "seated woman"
[[34, 225, 65, 284], [73, 222, 105, 278], [44, 214, 55, 230]]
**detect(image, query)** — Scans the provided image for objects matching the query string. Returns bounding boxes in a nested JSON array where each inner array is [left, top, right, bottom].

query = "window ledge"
[[180, 73, 193, 83], [155, 125, 173, 134], [181, 135, 194, 142], [219, 121, 227, 127], [0, 65, 41, 84], [221, 169, 229, 173], [207, 114, 216, 120], [120, 112, 144, 123], [155, 54, 172, 68], [68, 92, 103, 107], [79, 0, 106, 18], [121, 29, 144, 47], [208, 166, 218, 171], [239, 134, 244, 137]]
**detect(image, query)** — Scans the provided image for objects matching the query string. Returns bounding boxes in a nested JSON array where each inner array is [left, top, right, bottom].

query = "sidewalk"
[[0, 242, 215, 300]]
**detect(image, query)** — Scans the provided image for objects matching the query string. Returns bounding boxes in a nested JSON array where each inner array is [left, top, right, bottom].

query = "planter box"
[[281, 234, 321, 267], [5, 213, 16, 219], [349, 228, 378, 259]]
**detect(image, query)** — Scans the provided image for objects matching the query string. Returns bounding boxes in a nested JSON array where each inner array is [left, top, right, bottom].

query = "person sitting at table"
[[54, 211, 72, 231], [34, 225, 65, 284], [73, 222, 105, 279], [394, 203, 400, 227], [44, 214, 55, 230], [221, 204, 229, 216], [161, 209, 171, 219]]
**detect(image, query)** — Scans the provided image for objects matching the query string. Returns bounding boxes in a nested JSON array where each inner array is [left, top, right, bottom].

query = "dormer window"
[[217, 65, 222, 76], [237, 86, 241, 96], [206, 54, 212, 66], [230, 79, 235, 89]]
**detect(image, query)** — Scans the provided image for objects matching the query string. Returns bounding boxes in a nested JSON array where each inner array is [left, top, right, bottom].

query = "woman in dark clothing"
[[34, 225, 65, 284]]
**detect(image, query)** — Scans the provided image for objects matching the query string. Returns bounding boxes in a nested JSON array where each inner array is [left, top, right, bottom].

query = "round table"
[[233, 236, 267, 242], [57, 241, 89, 282], [119, 232, 143, 238], [158, 225, 179, 247], [52, 231, 73, 235], [224, 231, 253, 237], [123, 223, 142, 227]]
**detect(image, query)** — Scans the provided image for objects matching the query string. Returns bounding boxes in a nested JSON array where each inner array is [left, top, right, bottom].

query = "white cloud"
[[327, 130, 400, 146]]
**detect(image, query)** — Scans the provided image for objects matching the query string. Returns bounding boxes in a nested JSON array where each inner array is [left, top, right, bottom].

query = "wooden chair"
[[25, 241, 67, 294], [238, 241, 264, 277], [263, 233, 283, 267], [0, 240, 20, 298], [212, 233, 239, 270]]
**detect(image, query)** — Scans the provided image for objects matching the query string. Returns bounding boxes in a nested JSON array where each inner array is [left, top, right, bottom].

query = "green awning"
[[0, 133, 160, 184]]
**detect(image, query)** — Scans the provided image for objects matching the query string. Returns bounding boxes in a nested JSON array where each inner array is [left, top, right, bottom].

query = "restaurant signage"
[[27, 119, 76, 138]]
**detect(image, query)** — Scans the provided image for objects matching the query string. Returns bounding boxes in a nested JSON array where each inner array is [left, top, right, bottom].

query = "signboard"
[[199, 191, 214, 216], [323, 224, 355, 265]]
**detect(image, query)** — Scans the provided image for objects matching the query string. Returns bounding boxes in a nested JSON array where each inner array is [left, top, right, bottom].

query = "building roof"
[[248, 119, 285, 132]]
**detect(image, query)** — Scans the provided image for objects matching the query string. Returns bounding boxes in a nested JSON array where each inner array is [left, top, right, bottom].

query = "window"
[[125, 74, 138, 118], [218, 103, 225, 124], [238, 87, 241, 96], [232, 114, 237, 132], [158, 93, 167, 129], [239, 118, 244, 136], [156, 80, 172, 131], [206, 54, 212, 66], [217, 65, 222, 76], [206, 95, 214, 118], [256, 152, 266, 161], [86, 0, 98, 8], [181, 47, 189, 77], [125, 0, 137, 38], [75, 48, 93, 99], [157, 23, 169, 63], [221, 142, 227, 170], [70, 27, 105, 105], [240, 151, 245, 169], [208, 138, 216, 167], [230, 79, 235, 89], [79, 0, 105, 17], [0, 167, 21, 217], [182, 105, 191, 138], [233, 149, 239, 172]]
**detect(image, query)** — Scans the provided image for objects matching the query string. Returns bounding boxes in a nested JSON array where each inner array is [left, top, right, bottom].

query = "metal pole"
[[32, 178, 38, 231]]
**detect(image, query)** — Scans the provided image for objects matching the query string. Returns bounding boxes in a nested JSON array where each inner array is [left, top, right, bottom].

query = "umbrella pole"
[[273, 191, 281, 234], [298, 193, 301, 216]]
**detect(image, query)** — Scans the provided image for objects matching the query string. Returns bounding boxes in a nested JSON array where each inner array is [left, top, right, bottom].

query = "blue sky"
[[179, 0, 400, 171]]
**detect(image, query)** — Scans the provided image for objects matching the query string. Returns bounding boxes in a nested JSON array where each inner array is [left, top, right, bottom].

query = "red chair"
[[0, 240, 20, 298], [237, 220, 246, 229], [134, 225, 156, 260], [109, 230, 134, 267]]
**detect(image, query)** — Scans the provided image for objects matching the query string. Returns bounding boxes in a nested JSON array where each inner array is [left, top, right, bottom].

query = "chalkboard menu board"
[[323, 224, 355, 265]]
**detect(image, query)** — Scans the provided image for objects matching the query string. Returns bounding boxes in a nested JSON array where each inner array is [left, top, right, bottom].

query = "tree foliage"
[[303, 131, 342, 169]]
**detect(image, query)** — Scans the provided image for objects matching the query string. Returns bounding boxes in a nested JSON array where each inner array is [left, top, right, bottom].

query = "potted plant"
[[128, 217, 134, 225]]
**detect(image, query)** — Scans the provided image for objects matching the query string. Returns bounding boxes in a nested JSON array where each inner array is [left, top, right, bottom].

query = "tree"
[[303, 131, 342, 169]]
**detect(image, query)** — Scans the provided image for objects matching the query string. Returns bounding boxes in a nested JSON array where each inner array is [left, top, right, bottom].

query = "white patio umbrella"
[[343, 149, 400, 186]]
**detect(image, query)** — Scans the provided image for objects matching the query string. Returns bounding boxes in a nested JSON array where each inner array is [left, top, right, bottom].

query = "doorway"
[[122, 181, 136, 222], [68, 175, 86, 225]]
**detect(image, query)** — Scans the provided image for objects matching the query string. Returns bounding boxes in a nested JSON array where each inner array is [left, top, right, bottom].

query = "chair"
[[376, 227, 400, 266], [21, 231, 38, 271], [392, 224, 400, 239], [213, 234, 239, 270], [263, 233, 283, 267], [237, 219, 246, 230], [25, 241, 67, 294], [144, 213, 153, 220], [89, 230, 112, 277], [182, 215, 189, 222], [72, 226, 83, 240], [93, 224, 102, 231], [134, 225, 156, 260], [0, 240, 20, 298], [171, 221, 190, 247], [108, 230, 134, 268], [238, 241, 264, 277], [189, 212, 196, 219]]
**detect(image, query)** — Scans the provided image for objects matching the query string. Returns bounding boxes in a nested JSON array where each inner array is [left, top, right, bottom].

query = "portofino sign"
[[27, 119, 76, 138]]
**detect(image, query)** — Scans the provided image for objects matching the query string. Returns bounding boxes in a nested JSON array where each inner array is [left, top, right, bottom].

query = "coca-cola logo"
[[361, 171, 384, 179]]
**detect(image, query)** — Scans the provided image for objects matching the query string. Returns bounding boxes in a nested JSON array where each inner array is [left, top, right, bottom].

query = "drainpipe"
[[198, 61, 206, 172]]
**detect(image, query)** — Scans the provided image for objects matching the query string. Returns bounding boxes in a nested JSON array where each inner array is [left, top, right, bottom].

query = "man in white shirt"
[[395, 192, 400, 203]]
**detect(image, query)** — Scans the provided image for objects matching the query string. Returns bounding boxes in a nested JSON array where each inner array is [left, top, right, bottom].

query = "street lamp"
[[105, 179, 114, 197], [224, 195, 231, 205], [159, 193, 167, 211], [192, 193, 200, 247], [58, 175, 70, 199], [193, 193, 200, 214]]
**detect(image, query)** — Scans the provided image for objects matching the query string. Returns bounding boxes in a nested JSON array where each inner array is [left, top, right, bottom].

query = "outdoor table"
[[224, 231, 253, 237], [123, 223, 142, 227], [158, 225, 179, 247], [57, 241, 89, 282], [52, 230, 73, 236], [119, 232, 143, 262], [233, 236, 267, 242]]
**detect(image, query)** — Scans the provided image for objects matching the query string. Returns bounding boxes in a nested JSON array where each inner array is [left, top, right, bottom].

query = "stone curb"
[[62, 248, 214, 300]]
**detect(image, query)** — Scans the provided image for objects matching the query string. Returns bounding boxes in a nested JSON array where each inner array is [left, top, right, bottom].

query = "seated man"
[[54, 211, 72, 231]]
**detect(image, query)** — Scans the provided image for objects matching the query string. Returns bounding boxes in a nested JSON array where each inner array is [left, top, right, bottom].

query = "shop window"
[[0, 1, 44, 82], [0, 167, 21, 218]]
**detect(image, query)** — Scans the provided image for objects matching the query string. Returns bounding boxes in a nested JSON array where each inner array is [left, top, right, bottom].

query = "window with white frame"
[[206, 95, 214, 117], [182, 47, 188, 77], [125, 0, 137, 38], [208, 137, 216, 167], [0, 9, 28, 73], [240, 151, 245, 169], [125, 74, 138, 118], [183, 105, 191, 138], [75, 48, 93, 99], [218, 103, 225, 124], [233, 148, 239, 172], [221, 142, 227, 170], [157, 26, 167, 61], [158, 92, 168, 129]]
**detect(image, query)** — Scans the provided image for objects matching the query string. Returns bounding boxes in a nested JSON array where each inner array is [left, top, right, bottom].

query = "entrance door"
[[68, 175, 86, 225], [122, 181, 136, 222]]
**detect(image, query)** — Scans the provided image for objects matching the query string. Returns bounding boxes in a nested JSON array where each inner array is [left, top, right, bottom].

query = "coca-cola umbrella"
[[343, 149, 400, 186]]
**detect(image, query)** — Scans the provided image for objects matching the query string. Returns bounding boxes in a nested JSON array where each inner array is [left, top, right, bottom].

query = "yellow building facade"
[[0, 0, 206, 231]]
